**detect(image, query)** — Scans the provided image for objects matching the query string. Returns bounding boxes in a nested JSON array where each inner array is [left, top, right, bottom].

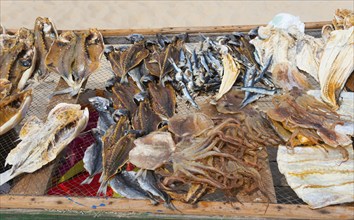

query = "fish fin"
[[81, 176, 94, 185], [49, 87, 73, 98], [0, 168, 15, 186], [97, 180, 108, 196]]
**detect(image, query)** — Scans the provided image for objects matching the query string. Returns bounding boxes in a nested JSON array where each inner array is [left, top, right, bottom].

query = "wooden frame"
[[2, 21, 353, 219]]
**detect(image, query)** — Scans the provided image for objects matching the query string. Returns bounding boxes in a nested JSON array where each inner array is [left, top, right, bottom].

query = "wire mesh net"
[[0, 47, 305, 205]]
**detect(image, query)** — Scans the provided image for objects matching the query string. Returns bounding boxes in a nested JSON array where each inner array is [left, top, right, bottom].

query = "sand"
[[0, 1, 353, 30]]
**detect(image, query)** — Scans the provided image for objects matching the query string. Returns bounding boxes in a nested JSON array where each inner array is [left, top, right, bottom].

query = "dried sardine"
[[82, 129, 103, 185], [46, 29, 104, 96], [0, 103, 88, 185], [33, 17, 58, 80], [0, 89, 32, 135]]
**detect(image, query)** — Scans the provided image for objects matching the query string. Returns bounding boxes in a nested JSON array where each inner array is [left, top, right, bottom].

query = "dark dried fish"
[[132, 99, 162, 135], [111, 79, 140, 115], [147, 82, 176, 118]]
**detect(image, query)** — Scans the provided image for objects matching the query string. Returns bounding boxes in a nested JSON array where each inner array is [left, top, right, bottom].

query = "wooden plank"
[[1, 195, 353, 219], [7, 21, 329, 37], [9, 78, 83, 195]]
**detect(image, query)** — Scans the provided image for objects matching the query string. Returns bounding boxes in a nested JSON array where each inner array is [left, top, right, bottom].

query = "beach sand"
[[1, 1, 353, 30]]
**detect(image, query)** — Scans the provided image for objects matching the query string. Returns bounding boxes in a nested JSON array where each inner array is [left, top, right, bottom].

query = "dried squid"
[[0, 103, 88, 185]]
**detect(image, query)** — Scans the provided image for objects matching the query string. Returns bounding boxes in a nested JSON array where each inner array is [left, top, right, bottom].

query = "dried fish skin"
[[0, 103, 89, 185], [332, 9, 354, 30], [129, 131, 176, 170], [105, 42, 149, 80], [318, 27, 354, 109], [132, 99, 162, 135], [33, 17, 58, 80], [147, 83, 176, 118], [277, 144, 354, 208], [0, 89, 32, 135], [214, 53, 241, 100], [168, 113, 214, 138], [45, 29, 104, 96]]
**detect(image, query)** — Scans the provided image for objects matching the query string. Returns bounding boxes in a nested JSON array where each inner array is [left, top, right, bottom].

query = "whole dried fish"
[[46, 29, 104, 96], [88, 96, 115, 133], [0, 89, 32, 135], [33, 17, 58, 80], [110, 171, 158, 205], [0, 103, 89, 185], [82, 129, 103, 185]]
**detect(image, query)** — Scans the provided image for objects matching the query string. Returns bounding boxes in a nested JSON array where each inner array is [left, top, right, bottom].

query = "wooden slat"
[[9, 78, 83, 195], [7, 21, 329, 37], [1, 195, 353, 219]]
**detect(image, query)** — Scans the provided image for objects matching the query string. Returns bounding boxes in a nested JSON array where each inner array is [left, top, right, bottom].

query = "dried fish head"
[[34, 17, 58, 80], [168, 113, 214, 138], [0, 103, 88, 185], [129, 131, 176, 170], [0, 89, 32, 135]]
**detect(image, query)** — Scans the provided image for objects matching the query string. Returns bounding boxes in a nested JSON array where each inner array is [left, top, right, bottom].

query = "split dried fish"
[[132, 99, 163, 135], [45, 29, 104, 96], [0, 103, 89, 185], [98, 115, 134, 195], [104, 42, 149, 82], [33, 17, 58, 80], [277, 144, 354, 208], [111, 79, 140, 115], [318, 27, 354, 108], [215, 53, 241, 100], [0, 89, 32, 135], [147, 82, 176, 118]]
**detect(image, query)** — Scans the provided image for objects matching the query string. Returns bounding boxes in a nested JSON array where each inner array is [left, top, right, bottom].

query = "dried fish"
[[46, 29, 104, 96], [111, 79, 140, 115], [318, 27, 354, 108], [277, 144, 354, 208], [105, 42, 149, 82], [33, 17, 58, 80], [0, 103, 89, 185], [215, 53, 241, 100], [88, 96, 115, 133], [82, 129, 103, 185], [0, 79, 11, 100], [147, 82, 176, 118], [98, 115, 134, 195], [0, 89, 32, 135], [132, 99, 162, 135]]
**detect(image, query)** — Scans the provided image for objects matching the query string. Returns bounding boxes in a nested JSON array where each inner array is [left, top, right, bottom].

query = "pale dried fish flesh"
[[0, 89, 32, 135], [318, 27, 354, 108], [277, 144, 354, 208], [214, 53, 241, 100], [0, 79, 11, 100], [33, 17, 58, 80], [45, 29, 104, 96], [0, 103, 89, 185]]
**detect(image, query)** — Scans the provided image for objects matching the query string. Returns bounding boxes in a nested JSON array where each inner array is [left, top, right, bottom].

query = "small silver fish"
[[239, 87, 280, 95], [88, 97, 115, 133], [81, 129, 103, 185], [109, 171, 159, 205], [240, 93, 265, 109], [179, 81, 199, 109]]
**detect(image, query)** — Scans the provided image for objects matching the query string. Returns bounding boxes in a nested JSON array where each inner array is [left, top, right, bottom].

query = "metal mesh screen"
[[0, 46, 305, 205]]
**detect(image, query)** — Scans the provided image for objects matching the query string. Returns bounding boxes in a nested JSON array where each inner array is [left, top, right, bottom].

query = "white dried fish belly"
[[277, 145, 354, 209]]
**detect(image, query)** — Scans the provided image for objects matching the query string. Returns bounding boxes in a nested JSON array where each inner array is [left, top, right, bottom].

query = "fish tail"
[[80, 176, 94, 185], [0, 168, 15, 186], [97, 181, 108, 196]]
